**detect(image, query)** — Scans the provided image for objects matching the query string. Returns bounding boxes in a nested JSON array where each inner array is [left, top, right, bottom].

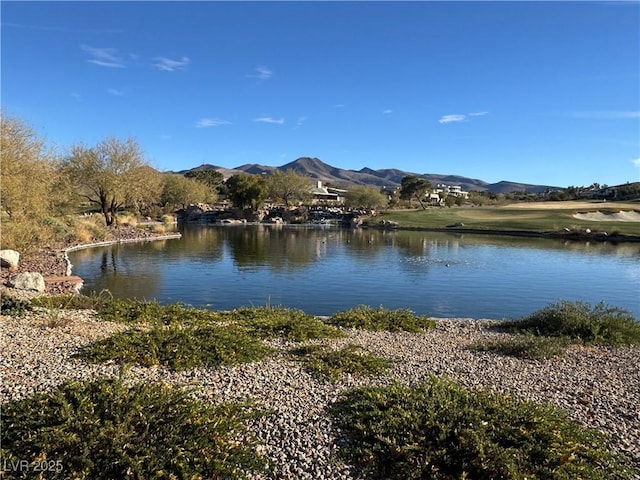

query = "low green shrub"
[[220, 306, 344, 341], [0, 295, 32, 316], [505, 300, 640, 345], [291, 344, 391, 381], [328, 305, 436, 332], [31, 292, 112, 311], [78, 324, 274, 370], [96, 299, 219, 326], [0, 376, 267, 479], [331, 377, 634, 479], [471, 334, 571, 359]]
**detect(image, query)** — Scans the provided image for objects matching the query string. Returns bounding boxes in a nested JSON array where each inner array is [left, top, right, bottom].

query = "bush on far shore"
[[503, 300, 640, 346]]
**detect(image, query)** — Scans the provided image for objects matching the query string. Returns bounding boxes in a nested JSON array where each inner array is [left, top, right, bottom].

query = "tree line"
[[1, 115, 392, 251]]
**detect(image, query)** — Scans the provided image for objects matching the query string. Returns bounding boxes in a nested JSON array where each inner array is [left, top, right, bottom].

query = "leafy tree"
[[129, 165, 164, 217], [62, 137, 152, 226], [266, 169, 312, 206], [226, 173, 267, 210], [444, 194, 457, 207], [0, 114, 69, 251], [184, 169, 225, 192], [160, 174, 216, 210], [344, 185, 388, 210], [399, 175, 432, 209], [0, 114, 60, 220]]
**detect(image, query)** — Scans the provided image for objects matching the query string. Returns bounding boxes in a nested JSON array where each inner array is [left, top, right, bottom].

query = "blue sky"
[[2, 1, 639, 187]]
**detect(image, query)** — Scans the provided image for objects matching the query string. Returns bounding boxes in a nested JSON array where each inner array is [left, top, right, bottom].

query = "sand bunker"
[[573, 210, 640, 222]]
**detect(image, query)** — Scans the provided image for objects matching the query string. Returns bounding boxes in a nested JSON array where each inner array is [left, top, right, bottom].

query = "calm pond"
[[68, 225, 640, 319]]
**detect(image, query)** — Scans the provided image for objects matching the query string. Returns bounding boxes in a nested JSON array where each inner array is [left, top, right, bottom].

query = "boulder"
[[8, 272, 45, 292], [0, 249, 20, 270]]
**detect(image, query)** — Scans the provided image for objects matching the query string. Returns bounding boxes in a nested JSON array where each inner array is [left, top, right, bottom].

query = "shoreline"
[[62, 232, 182, 276], [0, 230, 182, 296], [365, 224, 640, 242], [1, 230, 639, 477]]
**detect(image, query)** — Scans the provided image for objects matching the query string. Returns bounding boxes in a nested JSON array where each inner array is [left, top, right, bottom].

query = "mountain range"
[[179, 157, 559, 194]]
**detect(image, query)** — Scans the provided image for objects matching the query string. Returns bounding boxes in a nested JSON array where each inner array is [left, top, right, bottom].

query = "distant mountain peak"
[[180, 157, 559, 193]]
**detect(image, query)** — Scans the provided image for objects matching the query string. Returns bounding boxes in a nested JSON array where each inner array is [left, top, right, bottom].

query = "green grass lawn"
[[376, 201, 640, 237]]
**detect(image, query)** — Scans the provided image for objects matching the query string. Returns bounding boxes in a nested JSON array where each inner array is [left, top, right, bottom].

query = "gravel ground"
[[1, 236, 639, 478], [1, 308, 638, 479]]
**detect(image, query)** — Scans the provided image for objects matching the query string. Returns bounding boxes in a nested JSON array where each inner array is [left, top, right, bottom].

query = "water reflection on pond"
[[68, 225, 640, 318]]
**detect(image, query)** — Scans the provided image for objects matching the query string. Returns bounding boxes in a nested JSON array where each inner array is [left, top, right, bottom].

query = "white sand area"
[[573, 210, 640, 222]]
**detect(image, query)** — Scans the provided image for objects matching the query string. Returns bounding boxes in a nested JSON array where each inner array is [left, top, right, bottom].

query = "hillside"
[[181, 157, 559, 193]]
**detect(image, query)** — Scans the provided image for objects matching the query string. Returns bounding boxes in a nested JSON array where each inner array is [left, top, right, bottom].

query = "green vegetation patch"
[[96, 299, 220, 326], [31, 293, 111, 311], [377, 204, 640, 237], [328, 305, 436, 332], [0, 376, 266, 479], [78, 324, 274, 370], [331, 377, 633, 480], [220, 305, 345, 341], [0, 295, 32, 316], [471, 334, 571, 360], [291, 344, 391, 382], [505, 300, 640, 346]]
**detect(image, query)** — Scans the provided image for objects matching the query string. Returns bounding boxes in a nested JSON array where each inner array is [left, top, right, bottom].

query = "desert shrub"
[[96, 299, 218, 326], [0, 295, 32, 316], [291, 344, 391, 381], [31, 292, 112, 311], [505, 300, 640, 345], [116, 213, 138, 227], [72, 215, 110, 243], [0, 376, 266, 479], [470, 334, 570, 359], [220, 305, 344, 341], [79, 324, 273, 370], [151, 223, 167, 234], [331, 377, 634, 479], [328, 305, 436, 332]]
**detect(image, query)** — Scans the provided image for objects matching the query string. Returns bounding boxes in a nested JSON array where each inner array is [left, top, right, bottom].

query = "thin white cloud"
[[247, 66, 273, 81], [439, 114, 467, 124], [568, 111, 640, 119], [334, 104, 345, 108], [632, 158, 640, 168], [296, 116, 307, 126], [196, 118, 231, 128], [107, 88, 124, 96], [469, 111, 488, 117], [7, 22, 121, 34], [253, 117, 284, 125], [154, 56, 190, 72], [383, 109, 393, 114], [81, 44, 125, 68]]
